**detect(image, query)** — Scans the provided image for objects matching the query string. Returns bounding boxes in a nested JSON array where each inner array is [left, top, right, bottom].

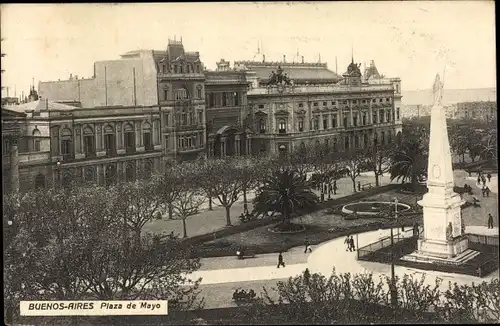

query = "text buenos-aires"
[[28, 302, 94, 310]]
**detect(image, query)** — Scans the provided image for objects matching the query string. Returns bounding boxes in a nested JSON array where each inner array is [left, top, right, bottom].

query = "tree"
[[365, 143, 393, 187], [253, 167, 318, 226], [464, 129, 483, 163], [390, 124, 429, 190], [235, 157, 264, 214], [171, 170, 205, 238], [199, 158, 245, 226], [480, 130, 497, 162], [111, 179, 163, 244], [343, 149, 367, 192], [309, 142, 343, 200], [157, 163, 187, 219]]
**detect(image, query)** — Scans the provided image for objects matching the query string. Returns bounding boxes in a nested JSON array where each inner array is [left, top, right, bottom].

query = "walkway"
[[187, 227, 499, 287]]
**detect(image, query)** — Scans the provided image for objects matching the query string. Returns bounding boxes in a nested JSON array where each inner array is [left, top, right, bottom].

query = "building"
[[205, 59, 252, 157], [2, 99, 163, 192], [232, 57, 402, 156], [452, 101, 496, 121]]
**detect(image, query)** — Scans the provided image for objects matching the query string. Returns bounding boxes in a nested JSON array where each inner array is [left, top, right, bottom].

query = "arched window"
[[363, 134, 369, 148], [343, 116, 348, 128], [372, 111, 377, 124], [315, 140, 320, 146], [61, 128, 73, 159], [125, 163, 135, 182], [34, 174, 45, 189], [105, 164, 117, 186], [143, 122, 153, 151], [124, 123, 136, 153], [32, 129, 41, 152], [197, 85, 203, 99], [354, 135, 360, 148], [83, 126, 95, 157], [259, 119, 266, 133], [298, 117, 304, 132], [278, 119, 286, 133], [104, 125, 116, 156], [143, 160, 153, 179], [163, 87, 169, 101], [84, 167, 96, 184], [362, 113, 367, 126], [314, 117, 319, 130], [379, 110, 384, 123]]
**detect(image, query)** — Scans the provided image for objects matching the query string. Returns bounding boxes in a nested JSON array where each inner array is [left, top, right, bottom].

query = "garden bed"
[[268, 222, 306, 234]]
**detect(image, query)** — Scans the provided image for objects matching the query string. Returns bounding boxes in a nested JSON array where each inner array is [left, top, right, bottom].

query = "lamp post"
[[56, 160, 61, 186]]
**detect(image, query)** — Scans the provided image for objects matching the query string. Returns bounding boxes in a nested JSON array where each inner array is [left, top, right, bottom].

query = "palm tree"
[[390, 133, 428, 191], [253, 168, 318, 226]]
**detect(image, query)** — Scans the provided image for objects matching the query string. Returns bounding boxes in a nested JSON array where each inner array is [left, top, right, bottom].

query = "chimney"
[[283, 55, 286, 62], [301, 56, 304, 63], [263, 54, 265, 62], [70, 73, 73, 80]]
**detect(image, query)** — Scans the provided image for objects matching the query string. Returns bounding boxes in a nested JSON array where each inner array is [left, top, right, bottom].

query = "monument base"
[[415, 235, 469, 260]]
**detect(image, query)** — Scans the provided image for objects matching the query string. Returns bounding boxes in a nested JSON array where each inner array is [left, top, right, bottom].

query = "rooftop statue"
[[433, 73, 444, 107]]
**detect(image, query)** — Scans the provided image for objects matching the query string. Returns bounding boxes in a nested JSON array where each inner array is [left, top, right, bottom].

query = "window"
[[381, 132, 386, 145], [32, 129, 41, 152], [61, 128, 74, 159], [323, 101, 327, 106], [363, 134, 369, 148], [386, 98, 390, 102], [298, 118, 304, 132], [234, 92, 239, 106], [278, 119, 287, 133], [104, 125, 116, 155], [298, 103, 303, 108], [180, 65, 183, 74], [353, 116, 358, 127], [379, 99, 383, 103], [362, 113, 367, 125], [198, 111, 203, 124], [343, 100, 348, 104], [174, 65, 178, 73], [143, 123, 153, 151], [373, 112, 377, 124], [188, 137, 192, 148], [222, 92, 227, 107], [258, 104, 264, 109], [386, 111, 391, 122], [343, 117, 348, 128], [332, 115, 337, 128], [344, 136, 350, 150], [165, 113, 170, 126], [372, 99, 376, 103], [362, 100, 366, 103], [332, 101, 336, 106], [124, 123, 135, 153], [396, 108, 400, 120], [333, 138, 337, 151], [189, 112, 193, 125], [83, 127, 95, 157], [472, 111, 476, 118], [353, 100, 357, 104], [354, 135, 359, 148], [182, 113, 187, 125], [163, 89, 169, 101], [197, 86, 202, 99], [313, 102, 318, 107], [323, 118, 328, 129], [379, 111, 384, 123], [313, 118, 319, 130], [259, 119, 266, 133], [196, 65, 200, 73]]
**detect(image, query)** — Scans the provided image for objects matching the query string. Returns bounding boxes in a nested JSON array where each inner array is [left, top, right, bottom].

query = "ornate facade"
[[236, 58, 403, 156]]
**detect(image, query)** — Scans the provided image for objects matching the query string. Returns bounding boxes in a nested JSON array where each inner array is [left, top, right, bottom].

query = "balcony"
[[125, 146, 136, 154], [18, 151, 51, 163], [85, 151, 97, 158], [177, 145, 205, 154], [105, 148, 117, 157]]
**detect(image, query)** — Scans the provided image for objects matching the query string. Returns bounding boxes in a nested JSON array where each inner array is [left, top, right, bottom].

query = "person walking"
[[487, 213, 494, 229], [487, 173, 492, 182], [344, 235, 350, 251], [477, 175, 482, 185], [333, 180, 338, 195], [349, 236, 356, 252], [482, 186, 486, 197], [486, 187, 491, 197], [357, 181, 361, 192], [304, 238, 312, 253], [482, 175, 486, 187], [277, 252, 285, 268]]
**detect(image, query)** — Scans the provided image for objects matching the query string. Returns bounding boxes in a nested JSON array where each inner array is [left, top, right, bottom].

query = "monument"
[[410, 74, 469, 261]]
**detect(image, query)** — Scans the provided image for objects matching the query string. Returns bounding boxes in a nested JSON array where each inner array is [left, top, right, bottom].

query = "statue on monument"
[[432, 73, 444, 107]]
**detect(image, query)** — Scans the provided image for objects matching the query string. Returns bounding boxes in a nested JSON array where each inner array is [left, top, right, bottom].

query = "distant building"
[[453, 101, 497, 121]]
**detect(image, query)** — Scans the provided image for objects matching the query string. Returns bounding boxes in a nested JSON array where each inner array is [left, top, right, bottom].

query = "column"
[[235, 135, 241, 156], [328, 113, 332, 129], [10, 137, 19, 193], [349, 105, 353, 126], [369, 104, 373, 124]]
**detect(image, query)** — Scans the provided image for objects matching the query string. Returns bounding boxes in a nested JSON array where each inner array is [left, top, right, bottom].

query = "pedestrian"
[[486, 187, 491, 197], [487, 213, 494, 229], [344, 235, 350, 251], [477, 175, 481, 184], [357, 181, 361, 192], [482, 186, 486, 197], [482, 176, 486, 187], [333, 180, 338, 195], [304, 238, 312, 253], [277, 252, 285, 268], [349, 235, 356, 251], [487, 173, 492, 182]]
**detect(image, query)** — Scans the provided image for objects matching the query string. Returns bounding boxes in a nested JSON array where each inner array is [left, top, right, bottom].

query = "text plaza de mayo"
[[2, 39, 402, 193]]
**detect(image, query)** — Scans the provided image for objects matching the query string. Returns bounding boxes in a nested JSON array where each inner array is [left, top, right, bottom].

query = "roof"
[[7, 100, 78, 113], [241, 64, 342, 84]]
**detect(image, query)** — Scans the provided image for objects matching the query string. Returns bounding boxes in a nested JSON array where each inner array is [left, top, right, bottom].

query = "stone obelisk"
[[416, 74, 468, 259]]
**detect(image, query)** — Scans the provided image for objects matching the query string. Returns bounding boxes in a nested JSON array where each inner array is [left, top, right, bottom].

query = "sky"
[[1, 2, 496, 98]]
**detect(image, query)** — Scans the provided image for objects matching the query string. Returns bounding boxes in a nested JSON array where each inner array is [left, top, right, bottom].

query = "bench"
[[361, 183, 373, 190]]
